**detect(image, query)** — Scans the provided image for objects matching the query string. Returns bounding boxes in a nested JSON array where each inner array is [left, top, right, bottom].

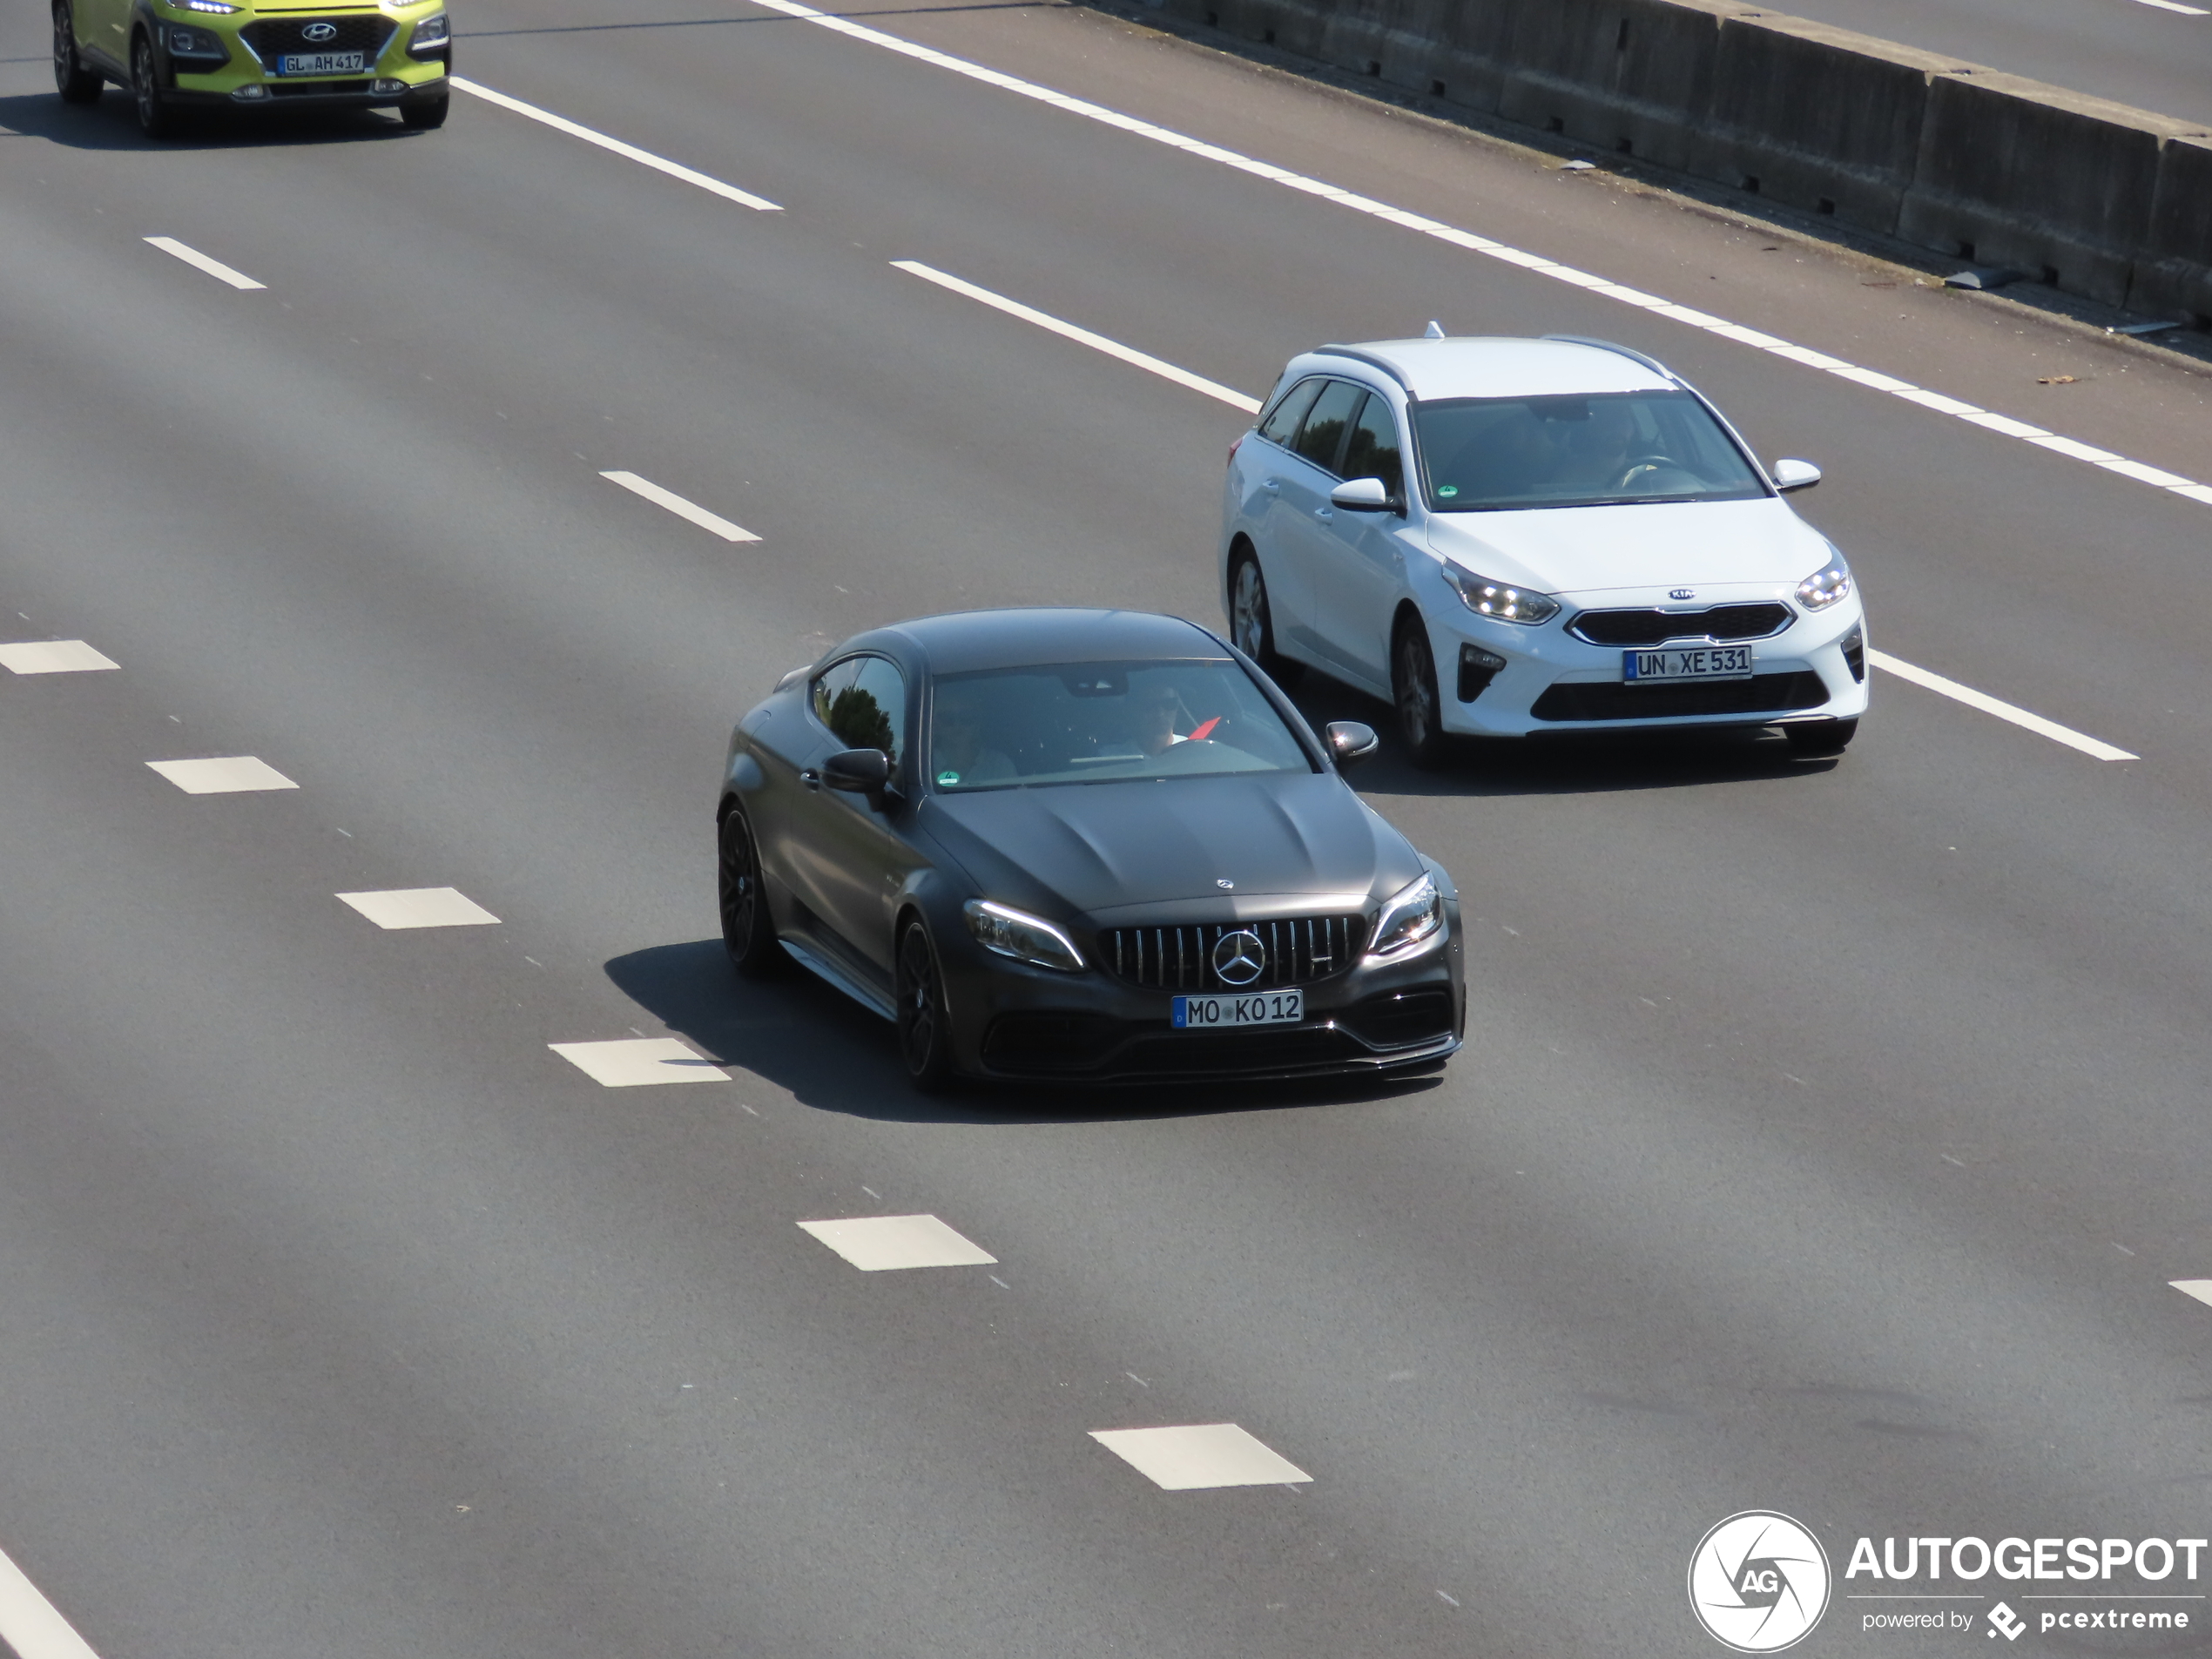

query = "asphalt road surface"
[[1769, 0, 2212, 125], [4, 3, 2212, 1656]]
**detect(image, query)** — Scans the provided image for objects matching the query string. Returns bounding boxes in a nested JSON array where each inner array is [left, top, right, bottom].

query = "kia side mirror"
[[823, 747, 893, 806], [1771, 458, 1822, 493], [1329, 475, 1400, 513], [1326, 721, 1380, 765]]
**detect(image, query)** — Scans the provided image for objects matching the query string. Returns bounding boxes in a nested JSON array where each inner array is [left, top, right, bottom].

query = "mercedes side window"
[[1257, 377, 1325, 448], [1341, 392, 1406, 500], [842, 656, 907, 768], [810, 658, 862, 734], [1291, 380, 1365, 476]]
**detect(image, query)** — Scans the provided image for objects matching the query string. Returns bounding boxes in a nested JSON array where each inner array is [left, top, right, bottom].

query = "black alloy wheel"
[[131, 32, 175, 138], [1393, 615, 1449, 769], [717, 805, 783, 978], [1785, 717, 1858, 758], [397, 87, 448, 129], [1230, 552, 1300, 686], [895, 921, 953, 1094], [53, 2, 102, 102]]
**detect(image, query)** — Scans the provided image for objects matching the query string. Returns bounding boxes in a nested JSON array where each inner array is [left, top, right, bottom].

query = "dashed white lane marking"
[[752, 0, 2212, 516], [0, 1542, 102, 1659], [0, 641, 118, 674], [1869, 649, 2136, 759], [336, 887, 502, 929], [145, 755, 299, 793], [1089, 1423, 1312, 1489], [600, 471, 761, 543], [2170, 1280, 2212, 1306], [144, 236, 264, 291], [449, 79, 783, 211], [550, 1037, 729, 1086], [798, 1213, 998, 1270], [893, 260, 1262, 412], [2131, 0, 2208, 14]]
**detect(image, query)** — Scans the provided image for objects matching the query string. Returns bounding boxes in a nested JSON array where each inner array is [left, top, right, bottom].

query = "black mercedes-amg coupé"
[[716, 609, 1463, 1089]]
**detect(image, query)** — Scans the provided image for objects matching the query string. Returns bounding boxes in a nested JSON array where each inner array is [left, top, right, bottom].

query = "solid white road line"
[[449, 79, 783, 211], [893, 260, 1261, 412], [336, 887, 502, 929], [0, 1543, 103, 1659], [1867, 649, 2136, 760], [549, 1037, 729, 1086], [600, 470, 761, 543], [751, 0, 2212, 516], [144, 237, 264, 291], [145, 756, 300, 793], [1089, 1423, 1312, 1489], [0, 641, 118, 675], [798, 1214, 999, 1270]]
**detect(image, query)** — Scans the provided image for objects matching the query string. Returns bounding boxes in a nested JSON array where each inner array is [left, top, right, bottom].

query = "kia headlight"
[[964, 900, 1086, 972], [1366, 873, 1443, 959], [1441, 561, 1559, 625], [1795, 549, 1852, 611]]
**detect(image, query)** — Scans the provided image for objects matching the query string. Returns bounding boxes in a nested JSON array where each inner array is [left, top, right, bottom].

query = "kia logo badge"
[[1669, 588, 1696, 601]]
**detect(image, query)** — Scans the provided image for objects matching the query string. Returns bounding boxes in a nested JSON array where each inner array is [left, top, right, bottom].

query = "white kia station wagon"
[[1220, 334, 1867, 765]]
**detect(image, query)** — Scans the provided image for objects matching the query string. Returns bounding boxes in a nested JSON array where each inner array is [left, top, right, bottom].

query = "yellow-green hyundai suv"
[[53, 0, 450, 136]]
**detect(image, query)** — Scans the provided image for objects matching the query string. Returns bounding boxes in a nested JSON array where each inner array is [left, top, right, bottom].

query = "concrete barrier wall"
[[1114, 0, 2212, 322]]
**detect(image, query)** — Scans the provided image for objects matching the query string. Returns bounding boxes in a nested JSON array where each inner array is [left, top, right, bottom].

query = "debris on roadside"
[[2036, 374, 2079, 384], [2107, 320, 2182, 336], [1943, 266, 2024, 290]]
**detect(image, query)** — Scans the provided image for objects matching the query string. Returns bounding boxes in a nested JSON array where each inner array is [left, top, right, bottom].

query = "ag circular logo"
[[1688, 1511, 1831, 1652]]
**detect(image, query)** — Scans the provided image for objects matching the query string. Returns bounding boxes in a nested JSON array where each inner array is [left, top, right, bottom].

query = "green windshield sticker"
[[1437, 484, 1459, 498], [936, 770, 961, 786]]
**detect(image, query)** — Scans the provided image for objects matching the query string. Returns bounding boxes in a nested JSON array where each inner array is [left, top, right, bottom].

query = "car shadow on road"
[[1282, 674, 1846, 799], [605, 937, 1445, 1125], [0, 91, 410, 151]]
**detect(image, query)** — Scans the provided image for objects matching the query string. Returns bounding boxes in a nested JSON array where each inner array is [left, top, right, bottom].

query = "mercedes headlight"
[[964, 900, 1086, 972], [1366, 873, 1443, 959], [1441, 561, 1559, 625], [1795, 549, 1852, 611]]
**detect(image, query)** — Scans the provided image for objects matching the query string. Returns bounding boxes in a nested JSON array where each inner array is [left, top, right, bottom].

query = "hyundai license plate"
[[1623, 644, 1753, 682], [1173, 989, 1302, 1028], [278, 51, 366, 74]]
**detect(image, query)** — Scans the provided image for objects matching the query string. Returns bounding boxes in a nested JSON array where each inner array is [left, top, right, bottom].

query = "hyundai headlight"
[[1441, 561, 1559, 625], [1795, 549, 1852, 611], [172, 0, 238, 12], [409, 12, 450, 46], [1367, 873, 1443, 959], [964, 900, 1086, 972]]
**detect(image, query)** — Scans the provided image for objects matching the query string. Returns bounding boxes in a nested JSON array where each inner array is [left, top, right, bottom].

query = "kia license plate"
[[1623, 644, 1754, 682], [1172, 989, 1303, 1028], [278, 51, 366, 74]]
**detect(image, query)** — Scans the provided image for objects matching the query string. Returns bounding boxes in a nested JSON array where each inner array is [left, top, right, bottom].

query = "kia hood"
[[918, 773, 1425, 922], [1426, 496, 1833, 597]]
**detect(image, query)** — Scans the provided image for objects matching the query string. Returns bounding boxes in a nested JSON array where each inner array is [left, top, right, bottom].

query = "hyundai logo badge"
[[302, 20, 339, 40]]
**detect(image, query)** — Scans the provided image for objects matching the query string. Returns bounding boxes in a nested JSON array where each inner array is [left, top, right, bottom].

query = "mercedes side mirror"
[[1771, 458, 1822, 493], [1329, 475, 1400, 513], [823, 747, 893, 806], [1326, 720, 1380, 765]]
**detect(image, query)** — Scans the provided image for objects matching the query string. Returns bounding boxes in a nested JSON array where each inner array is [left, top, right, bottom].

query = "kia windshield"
[[1413, 389, 1768, 511]]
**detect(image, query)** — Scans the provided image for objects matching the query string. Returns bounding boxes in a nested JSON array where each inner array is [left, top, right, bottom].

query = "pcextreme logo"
[[1689, 1511, 1833, 1652]]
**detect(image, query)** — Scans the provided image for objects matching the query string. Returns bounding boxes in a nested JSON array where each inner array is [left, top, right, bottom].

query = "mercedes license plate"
[[278, 51, 366, 74], [1173, 989, 1302, 1028], [1623, 644, 1753, 682]]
